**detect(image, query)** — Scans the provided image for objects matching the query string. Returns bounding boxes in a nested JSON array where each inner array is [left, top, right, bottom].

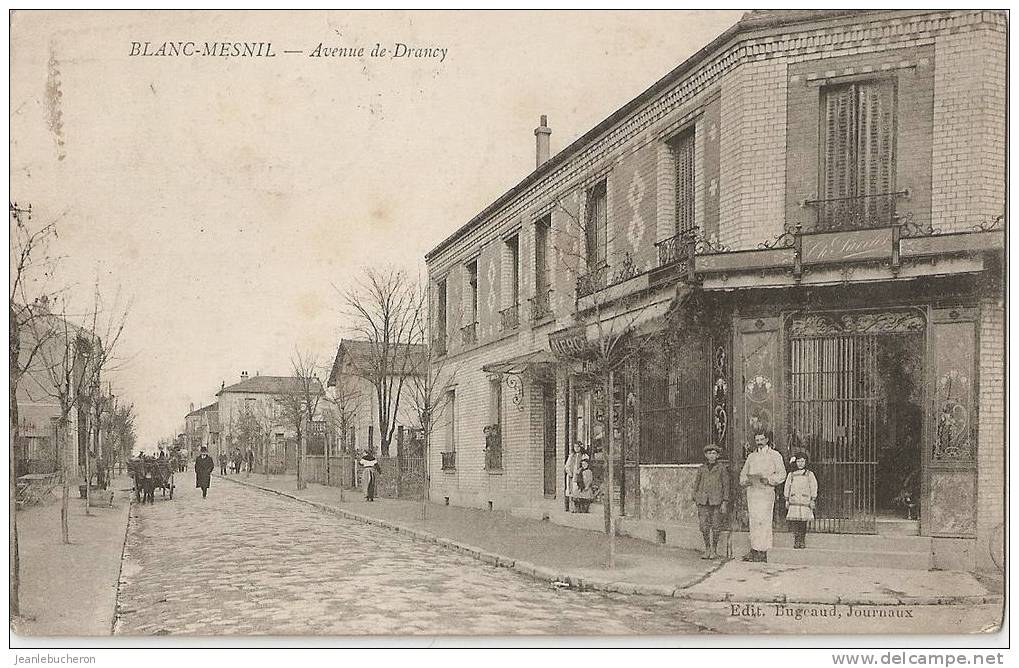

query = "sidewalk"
[[220, 473, 1001, 607], [12, 475, 133, 637]]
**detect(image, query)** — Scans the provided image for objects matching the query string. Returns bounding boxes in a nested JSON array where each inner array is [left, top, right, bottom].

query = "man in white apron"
[[739, 432, 787, 562]]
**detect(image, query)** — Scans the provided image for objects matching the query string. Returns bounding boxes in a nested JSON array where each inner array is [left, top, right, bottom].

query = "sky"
[[10, 10, 744, 445]]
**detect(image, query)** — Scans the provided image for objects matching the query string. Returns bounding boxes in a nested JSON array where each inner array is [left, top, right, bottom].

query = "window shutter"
[[856, 81, 895, 224], [585, 181, 608, 268], [673, 131, 696, 234], [822, 85, 856, 227]]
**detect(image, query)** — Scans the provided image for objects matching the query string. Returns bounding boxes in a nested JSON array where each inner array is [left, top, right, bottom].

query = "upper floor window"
[[435, 278, 447, 353], [585, 180, 608, 270], [534, 214, 551, 292], [671, 129, 696, 234], [818, 80, 897, 231], [505, 235, 520, 307], [465, 260, 478, 323]]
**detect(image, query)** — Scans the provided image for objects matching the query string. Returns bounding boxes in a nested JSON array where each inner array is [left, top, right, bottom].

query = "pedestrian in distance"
[[359, 450, 381, 502], [563, 441, 584, 512], [784, 450, 818, 549], [245, 447, 255, 473], [691, 443, 731, 560], [739, 431, 787, 563], [218, 451, 228, 475], [195, 446, 215, 499], [571, 456, 594, 513]]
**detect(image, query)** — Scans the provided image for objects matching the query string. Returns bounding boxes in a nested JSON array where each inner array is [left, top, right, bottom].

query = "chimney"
[[189, 402, 194, 413], [241, 371, 249, 380], [534, 115, 551, 169], [220, 380, 225, 390]]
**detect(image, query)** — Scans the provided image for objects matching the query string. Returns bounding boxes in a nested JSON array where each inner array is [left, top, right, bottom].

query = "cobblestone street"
[[115, 476, 714, 636]]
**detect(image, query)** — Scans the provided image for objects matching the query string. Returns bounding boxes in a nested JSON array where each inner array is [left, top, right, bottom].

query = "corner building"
[[424, 10, 1004, 571]]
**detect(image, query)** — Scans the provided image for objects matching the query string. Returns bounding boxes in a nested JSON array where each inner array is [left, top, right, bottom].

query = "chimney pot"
[[534, 115, 552, 169]]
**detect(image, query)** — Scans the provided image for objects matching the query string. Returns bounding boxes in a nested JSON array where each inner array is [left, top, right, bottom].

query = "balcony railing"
[[500, 303, 520, 331], [656, 233, 686, 267], [461, 322, 478, 346], [529, 288, 552, 323], [575, 264, 608, 300], [805, 190, 909, 232], [441, 451, 456, 470]]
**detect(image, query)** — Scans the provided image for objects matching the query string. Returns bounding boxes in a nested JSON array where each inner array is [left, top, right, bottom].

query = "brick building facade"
[[424, 10, 1004, 571]]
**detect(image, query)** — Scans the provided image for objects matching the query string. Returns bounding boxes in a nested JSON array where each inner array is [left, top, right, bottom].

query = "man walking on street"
[[218, 450, 228, 475], [195, 446, 215, 498], [245, 447, 255, 473]]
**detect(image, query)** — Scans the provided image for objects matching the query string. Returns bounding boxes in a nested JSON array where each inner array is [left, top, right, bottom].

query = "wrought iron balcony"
[[805, 190, 909, 232], [575, 264, 608, 300], [500, 303, 520, 331], [441, 451, 456, 470], [461, 322, 478, 346], [529, 289, 553, 323], [656, 233, 685, 267]]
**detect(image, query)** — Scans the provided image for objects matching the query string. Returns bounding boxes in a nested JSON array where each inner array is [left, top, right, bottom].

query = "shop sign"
[[801, 227, 893, 265], [549, 326, 589, 356]]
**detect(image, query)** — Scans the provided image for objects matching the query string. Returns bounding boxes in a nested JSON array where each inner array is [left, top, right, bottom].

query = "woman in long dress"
[[359, 450, 380, 502], [739, 431, 787, 562]]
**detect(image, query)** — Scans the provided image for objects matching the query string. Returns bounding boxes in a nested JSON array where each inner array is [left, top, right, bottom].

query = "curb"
[[220, 475, 1002, 608], [110, 484, 135, 636]]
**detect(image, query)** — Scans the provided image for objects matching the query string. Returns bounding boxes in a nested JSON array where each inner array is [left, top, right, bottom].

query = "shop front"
[[730, 294, 980, 538]]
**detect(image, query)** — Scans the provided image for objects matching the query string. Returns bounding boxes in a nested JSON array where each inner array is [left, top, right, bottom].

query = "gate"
[[786, 309, 926, 534]]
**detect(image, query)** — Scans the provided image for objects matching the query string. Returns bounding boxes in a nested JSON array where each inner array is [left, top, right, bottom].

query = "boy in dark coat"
[[690, 443, 731, 560], [195, 446, 215, 498]]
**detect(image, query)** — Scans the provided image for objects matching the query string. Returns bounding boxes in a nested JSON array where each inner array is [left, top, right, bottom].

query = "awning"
[[481, 349, 557, 375], [548, 291, 683, 357]]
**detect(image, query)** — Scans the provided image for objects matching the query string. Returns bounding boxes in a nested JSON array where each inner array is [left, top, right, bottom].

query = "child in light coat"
[[784, 450, 818, 549]]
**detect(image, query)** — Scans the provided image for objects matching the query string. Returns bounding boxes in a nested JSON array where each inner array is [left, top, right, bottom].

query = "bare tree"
[[341, 267, 422, 457], [276, 350, 324, 491], [406, 283, 461, 520], [30, 283, 128, 545], [9, 201, 61, 619], [550, 193, 680, 567], [321, 362, 364, 497]]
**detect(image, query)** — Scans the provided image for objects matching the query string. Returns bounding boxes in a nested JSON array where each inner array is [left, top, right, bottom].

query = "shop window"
[[640, 333, 712, 464]]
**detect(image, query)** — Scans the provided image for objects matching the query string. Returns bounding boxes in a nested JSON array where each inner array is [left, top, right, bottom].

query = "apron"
[[746, 485, 776, 551]]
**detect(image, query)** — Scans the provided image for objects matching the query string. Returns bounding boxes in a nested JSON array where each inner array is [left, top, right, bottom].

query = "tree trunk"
[[421, 425, 429, 521], [10, 372, 20, 620], [296, 425, 306, 490], [60, 417, 70, 544], [606, 370, 616, 569]]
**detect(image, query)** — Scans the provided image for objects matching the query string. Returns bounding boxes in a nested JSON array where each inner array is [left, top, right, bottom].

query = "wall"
[[931, 18, 1007, 233], [639, 465, 701, 524], [975, 297, 1005, 572]]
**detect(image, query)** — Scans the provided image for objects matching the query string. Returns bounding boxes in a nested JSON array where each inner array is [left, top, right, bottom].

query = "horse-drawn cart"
[[128, 457, 175, 503]]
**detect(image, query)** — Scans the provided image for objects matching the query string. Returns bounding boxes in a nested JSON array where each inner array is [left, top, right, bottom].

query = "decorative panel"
[[927, 469, 977, 537], [639, 466, 699, 524], [932, 321, 976, 463]]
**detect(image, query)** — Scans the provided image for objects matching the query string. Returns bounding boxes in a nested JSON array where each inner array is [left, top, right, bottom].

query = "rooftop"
[[217, 375, 324, 397], [424, 10, 887, 262]]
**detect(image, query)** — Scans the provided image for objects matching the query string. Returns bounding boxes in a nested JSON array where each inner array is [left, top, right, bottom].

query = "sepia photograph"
[[8, 7, 1007, 652]]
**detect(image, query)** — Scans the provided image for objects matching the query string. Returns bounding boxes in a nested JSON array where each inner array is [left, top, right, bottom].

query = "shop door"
[[786, 310, 927, 534], [788, 333, 880, 533]]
